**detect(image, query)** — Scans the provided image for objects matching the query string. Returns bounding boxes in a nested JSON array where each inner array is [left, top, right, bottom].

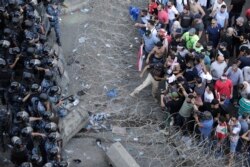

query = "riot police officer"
[[10, 136, 29, 166], [46, 0, 61, 46]]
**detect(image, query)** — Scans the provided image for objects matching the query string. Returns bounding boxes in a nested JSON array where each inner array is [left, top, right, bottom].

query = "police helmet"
[[27, 47, 35, 55], [20, 162, 33, 167], [31, 83, 40, 92], [42, 111, 54, 120], [29, 59, 41, 67], [8, 0, 17, 5], [0, 7, 5, 13], [23, 72, 32, 80], [10, 81, 20, 91], [11, 17, 20, 25], [44, 70, 53, 80], [0, 40, 10, 48], [25, 30, 33, 40], [0, 58, 6, 68], [43, 46, 51, 55], [13, 10, 21, 17], [21, 126, 33, 137], [39, 93, 48, 101], [27, 12, 35, 19], [24, 20, 33, 28], [46, 58, 54, 67], [16, 111, 29, 122], [11, 136, 22, 148], [9, 47, 21, 55], [3, 28, 11, 36], [49, 146, 60, 156], [48, 86, 61, 96], [48, 132, 60, 142], [31, 154, 43, 164], [45, 122, 57, 133], [43, 162, 54, 167], [39, 35, 47, 44], [58, 161, 68, 167]]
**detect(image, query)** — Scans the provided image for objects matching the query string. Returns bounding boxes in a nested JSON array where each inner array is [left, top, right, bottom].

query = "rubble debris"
[[112, 126, 126, 136], [106, 89, 118, 98], [72, 159, 82, 164], [86, 112, 111, 131], [78, 37, 86, 43], [77, 90, 86, 96], [105, 44, 111, 48], [80, 8, 90, 13], [113, 138, 122, 142]]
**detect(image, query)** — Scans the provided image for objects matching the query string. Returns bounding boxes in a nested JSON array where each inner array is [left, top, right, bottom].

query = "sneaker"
[[170, 117, 174, 126]]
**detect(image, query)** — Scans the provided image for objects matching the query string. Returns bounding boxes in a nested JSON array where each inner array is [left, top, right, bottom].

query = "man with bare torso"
[[146, 41, 166, 64]]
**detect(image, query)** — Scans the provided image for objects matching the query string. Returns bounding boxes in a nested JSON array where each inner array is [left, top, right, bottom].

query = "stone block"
[[106, 142, 140, 167]]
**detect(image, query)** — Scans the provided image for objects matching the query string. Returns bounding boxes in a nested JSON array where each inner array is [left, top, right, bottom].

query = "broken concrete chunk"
[[112, 126, 126, 136], [78, 37, 86, 43]]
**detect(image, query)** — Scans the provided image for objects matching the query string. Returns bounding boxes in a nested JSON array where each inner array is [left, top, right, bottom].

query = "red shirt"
[[246, 8, 250, 18], [215, 79, 233, 99], [148, 2, 158, 14], [158, 10, 169, 24]]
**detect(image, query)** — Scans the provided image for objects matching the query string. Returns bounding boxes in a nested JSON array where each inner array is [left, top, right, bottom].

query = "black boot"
[[56, 39, 62, 46]]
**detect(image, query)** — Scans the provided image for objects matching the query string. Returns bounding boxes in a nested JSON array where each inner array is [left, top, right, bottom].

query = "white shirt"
[[204, 91, 214, 103], [240, 81, 250, 98], [243, 66, 250, 82], [168, 6, 179, 20], [176, 0, 188, 13], [199, 0, 207, 7], [212, 1, 227, 13], [215, 11, 229, 28], [141, 14, 150, 24]]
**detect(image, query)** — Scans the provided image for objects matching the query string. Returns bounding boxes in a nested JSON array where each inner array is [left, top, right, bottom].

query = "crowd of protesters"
[[0, 0, 69, 167], [130, 0, 250, 166]]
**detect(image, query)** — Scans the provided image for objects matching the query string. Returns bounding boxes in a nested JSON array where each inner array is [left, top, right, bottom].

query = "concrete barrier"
[[107, 142, 140, 167]]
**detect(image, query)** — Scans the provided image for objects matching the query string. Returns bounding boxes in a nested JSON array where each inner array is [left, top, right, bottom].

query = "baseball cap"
[[188, 28, 196, 35]]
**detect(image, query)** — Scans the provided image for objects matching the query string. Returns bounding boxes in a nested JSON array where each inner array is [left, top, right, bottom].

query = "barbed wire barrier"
[[61, 0, 249, 166]]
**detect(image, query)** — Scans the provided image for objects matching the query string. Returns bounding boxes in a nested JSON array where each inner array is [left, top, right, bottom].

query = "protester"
[[129, 1, 250, 164]]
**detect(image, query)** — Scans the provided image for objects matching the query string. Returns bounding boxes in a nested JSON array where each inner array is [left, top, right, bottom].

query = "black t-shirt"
[[202, 103, 228, 118], [184, 67, 199, 82], [219, 49, 230, 59], [231, 0, 246, 13], [220, 34, 233, 47], [149, 64, 165, 81], [180, 13, 193, 28], [234, 24, 246, 47], [244, 21, 250, 36], [165, 97, 185, 114]]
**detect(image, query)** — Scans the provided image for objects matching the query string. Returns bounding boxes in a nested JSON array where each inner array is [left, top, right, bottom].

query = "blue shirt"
[[46, 5, 59, 23], [206, 24, 221, 41], [200, 118, 214, 138], [142, 34, 159, 53]]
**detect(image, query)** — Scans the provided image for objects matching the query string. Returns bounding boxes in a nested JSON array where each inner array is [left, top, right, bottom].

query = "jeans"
[[49, 21, 61, 41], [230, 139, 239, 153]]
